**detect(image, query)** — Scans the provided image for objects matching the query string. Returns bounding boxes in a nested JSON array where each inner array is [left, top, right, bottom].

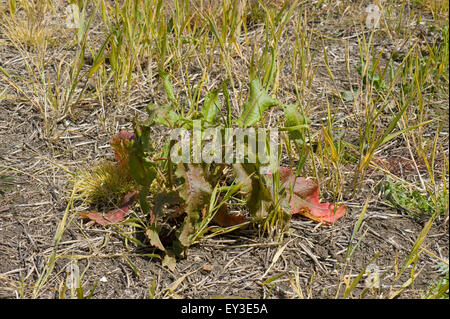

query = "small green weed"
[[356, 59, 387, 92], [422, 261, 449, 299], [378, 178, 448, 220]]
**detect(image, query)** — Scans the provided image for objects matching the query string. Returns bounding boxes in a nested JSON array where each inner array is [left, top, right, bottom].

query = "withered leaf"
[[175, 163, 212, 214], [146, 223, 165, 251], [80, 190, 139, 226], [212, 204, 247, 227], [274, 167, 347, 224], [175, 164, 213, 247], [110, 130, 134, 167], [162, 254, 176, 272]]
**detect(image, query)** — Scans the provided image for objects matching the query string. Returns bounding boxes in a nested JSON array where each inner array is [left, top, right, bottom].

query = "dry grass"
[[0, 0, 448, 299]]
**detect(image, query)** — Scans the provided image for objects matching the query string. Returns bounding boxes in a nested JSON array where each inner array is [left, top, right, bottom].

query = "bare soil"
[[0, 97, 448, 298]]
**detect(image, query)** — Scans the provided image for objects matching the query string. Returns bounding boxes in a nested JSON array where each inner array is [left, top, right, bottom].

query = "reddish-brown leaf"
[[175, 164, 214, 247], [110, 130, 135, 166], [271, 167, 346, 224], [80, 190, 139, 226], [212, 204, 247, 227], [286, 177, 346, 224]]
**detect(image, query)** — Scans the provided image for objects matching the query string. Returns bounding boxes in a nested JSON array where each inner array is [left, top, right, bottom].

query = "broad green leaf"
[[160, 70, 177, 104], [178, 210, 201, 247], [201, 90, 221, 124], [282, 104, 309, 141], [128, 155, 156, 186], [146, 104, 181, 128], [139, 185, 150, 215], [128, 125, 156, 186], [232, 163, 253, 194], [152, 191, 183, 219], [236, 79, 280, 128], [232, 163, 272, 219]]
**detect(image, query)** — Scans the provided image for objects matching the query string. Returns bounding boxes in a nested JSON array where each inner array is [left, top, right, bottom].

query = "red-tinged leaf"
[[212, 204, 247, 227], [80, 209, 127, 226], [80, 190, 139, 226], [111, 130, 135, 143], [286, 177, 346, 224], [121, 190, 139, 207], [175, 163, 213, 247], [269, 167, 346, 224], [110, 130, 135, 166], [175, 163, 212, 215]]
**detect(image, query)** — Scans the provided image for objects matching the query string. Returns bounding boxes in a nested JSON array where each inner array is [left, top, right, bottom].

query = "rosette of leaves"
[[138, 74, 313, 253], [85, 73, 345, 270]]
